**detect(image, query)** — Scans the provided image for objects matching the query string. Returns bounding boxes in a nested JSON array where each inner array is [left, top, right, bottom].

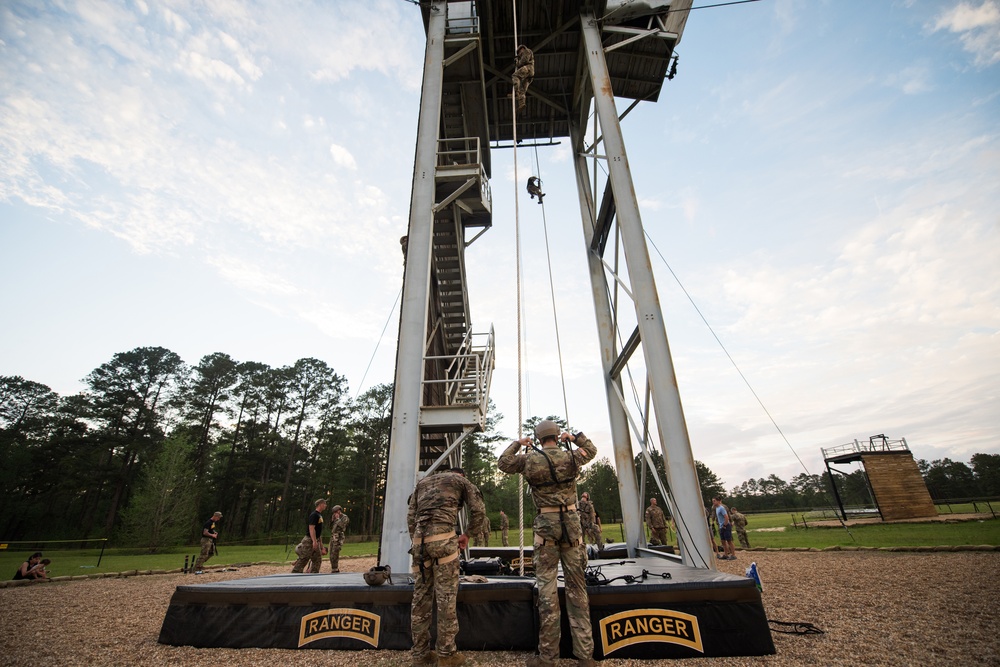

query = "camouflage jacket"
[[515, 46, 534, 72], [498, 434, 597, 509], [330, 513, 349, 537], [407, 471, 486, 540], [730, 510, 747, 529], [499, 513, 509, 530], [645, 504, 667, 528]]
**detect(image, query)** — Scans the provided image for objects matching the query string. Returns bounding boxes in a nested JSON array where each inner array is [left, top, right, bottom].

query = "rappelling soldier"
[[512, 44, 534, 111], [498, 419, 598, 667], [527, 176, 545, 204]]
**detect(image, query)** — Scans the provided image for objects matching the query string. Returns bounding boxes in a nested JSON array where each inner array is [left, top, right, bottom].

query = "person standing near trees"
[[499, 509, 510, 546], [712, 496, 736, 560], [730, 506, 750, 549], [194, 511, 222, 573], [408, 467, 486, 667], [644, 497, 667, 546], [578, 492, 600, 545], [292, 499, 326, 573], [498, 419, 598, 667], [328, 504, 349, 573]]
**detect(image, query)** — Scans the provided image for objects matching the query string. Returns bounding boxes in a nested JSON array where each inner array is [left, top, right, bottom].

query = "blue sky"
[[2, 0, 998, 490]]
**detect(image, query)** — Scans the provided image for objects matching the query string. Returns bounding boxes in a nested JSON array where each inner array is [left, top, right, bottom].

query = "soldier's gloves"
[[574, 432, 585, 442]]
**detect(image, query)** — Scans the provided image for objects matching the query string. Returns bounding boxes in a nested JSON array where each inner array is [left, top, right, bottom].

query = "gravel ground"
[[2, 551, 998, 667]]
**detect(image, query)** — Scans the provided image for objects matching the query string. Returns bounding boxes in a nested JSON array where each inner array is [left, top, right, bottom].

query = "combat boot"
[[578, 659, 598, 667], [437, 652, 466, 666], [412, 652, 436, 666], [525, 657, 558, 667]]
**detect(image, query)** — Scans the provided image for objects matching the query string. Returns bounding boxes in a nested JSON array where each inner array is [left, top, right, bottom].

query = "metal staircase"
[[413, 5, 495, 474]]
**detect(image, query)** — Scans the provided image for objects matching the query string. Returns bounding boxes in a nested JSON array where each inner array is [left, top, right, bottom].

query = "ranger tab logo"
[[298, 608, 381, 648], [599, 608, 703, 655]]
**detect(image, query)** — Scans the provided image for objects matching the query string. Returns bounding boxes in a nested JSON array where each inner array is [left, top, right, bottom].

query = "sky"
[[1, 0, 998, 492]]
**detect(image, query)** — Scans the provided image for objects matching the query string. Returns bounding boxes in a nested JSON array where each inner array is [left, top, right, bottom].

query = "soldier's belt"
[[538, 503, 576, 513], [412, 550, 459, 571], [411, 530, 457, 545]]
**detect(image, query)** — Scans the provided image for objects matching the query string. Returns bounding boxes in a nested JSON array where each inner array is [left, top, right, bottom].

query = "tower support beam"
[[380, 1, 447, 576], [580, 13, 715, 568], [571, 123, 644, 557]]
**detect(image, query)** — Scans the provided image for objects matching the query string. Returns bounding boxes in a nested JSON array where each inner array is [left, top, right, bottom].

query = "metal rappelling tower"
[[380, 0, 717, 575]]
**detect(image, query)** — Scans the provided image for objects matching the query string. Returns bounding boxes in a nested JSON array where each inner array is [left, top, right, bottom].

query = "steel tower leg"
[[379, 1, 447, 575], [570, 124, 644, 558], [580, 14, 715, 569]]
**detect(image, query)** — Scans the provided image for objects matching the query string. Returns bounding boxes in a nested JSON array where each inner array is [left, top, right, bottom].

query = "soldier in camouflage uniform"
[[577, 492, 601, 545], [482, 514, 491, 547], [730, 506, 750, 549], [498, 419, 598, 667], [291, 499, 326, 573], [327, 504, 349, 572], [645, 497, 668, 546], [193, 511, 222, 572], [511, 44, 534, 111], [500, 510, 510, 546], [408, 467, 486, 667]]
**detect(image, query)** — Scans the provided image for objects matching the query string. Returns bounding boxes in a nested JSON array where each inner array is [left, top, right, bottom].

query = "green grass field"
[[0, 540, 379, 579], [4, 515, 997, 578]]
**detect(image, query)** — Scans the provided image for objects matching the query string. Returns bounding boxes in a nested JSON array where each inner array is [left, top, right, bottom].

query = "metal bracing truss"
[[567, 11, 715, 569]]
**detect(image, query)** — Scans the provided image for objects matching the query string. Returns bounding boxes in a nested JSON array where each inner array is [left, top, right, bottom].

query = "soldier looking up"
[[498, 419, 598, 667], [328, 504, 349, 573]]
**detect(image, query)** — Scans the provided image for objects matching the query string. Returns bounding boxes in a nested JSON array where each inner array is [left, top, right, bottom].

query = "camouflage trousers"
[[535, 539, 593, 662], [194, 537, 215, 570], [501, 528, 509, 547], [329, 534, 345, 572], [512, 67, 533, 109], [291, 536, 322, 573], [736, 526, 751, 549], [649, 526, 668, 546], [410, 535, 461, 660], [581, 522, 602, 546]]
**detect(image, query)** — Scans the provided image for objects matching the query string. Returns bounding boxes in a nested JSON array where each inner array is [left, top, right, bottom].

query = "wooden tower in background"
[[823, 435, 937, 521]]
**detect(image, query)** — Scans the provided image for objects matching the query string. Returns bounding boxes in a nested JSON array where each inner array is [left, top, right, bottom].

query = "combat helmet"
[[534, 419, 560, 441], [363, 565, 392, 586]]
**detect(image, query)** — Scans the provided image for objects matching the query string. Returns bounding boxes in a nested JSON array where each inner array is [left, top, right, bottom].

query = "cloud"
[[329, 143, 358, 170], [932, 1, 1000, 66]]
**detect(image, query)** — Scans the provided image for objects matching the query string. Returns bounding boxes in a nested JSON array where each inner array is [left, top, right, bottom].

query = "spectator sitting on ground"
[[13, 552, 42, 580], [28, 559, 51, 580]]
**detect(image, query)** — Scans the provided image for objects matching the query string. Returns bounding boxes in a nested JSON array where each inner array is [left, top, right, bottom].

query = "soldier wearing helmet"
[[408, 467, 486, 667], [511, 44, 534, 111], [327, 504, 349, 573], [498, 419, 598, 667]]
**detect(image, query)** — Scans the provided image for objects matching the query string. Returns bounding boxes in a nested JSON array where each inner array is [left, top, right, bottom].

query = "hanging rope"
[[532, 144, 571, 426], [511, 0, 526, 577]]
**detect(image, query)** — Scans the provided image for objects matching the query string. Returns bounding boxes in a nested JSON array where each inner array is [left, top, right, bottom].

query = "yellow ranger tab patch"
[[599, 608, 703, 655], [298, 608, 381, 648]]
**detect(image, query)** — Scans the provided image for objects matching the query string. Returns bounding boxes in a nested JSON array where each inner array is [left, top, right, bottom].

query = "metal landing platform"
[[158, 555, 775, 660]]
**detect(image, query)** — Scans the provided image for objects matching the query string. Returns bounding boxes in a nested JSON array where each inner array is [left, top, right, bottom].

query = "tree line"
[[3, 350, 997, 550], [0, 347, 394, 549]]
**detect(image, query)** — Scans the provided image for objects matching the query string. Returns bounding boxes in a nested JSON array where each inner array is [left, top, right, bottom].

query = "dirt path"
[[2, 552, 997, 666]]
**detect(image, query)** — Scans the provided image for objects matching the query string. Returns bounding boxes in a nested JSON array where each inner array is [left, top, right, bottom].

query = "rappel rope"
[[533, 143, 571, 426], [512, 0, 526, 577]]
